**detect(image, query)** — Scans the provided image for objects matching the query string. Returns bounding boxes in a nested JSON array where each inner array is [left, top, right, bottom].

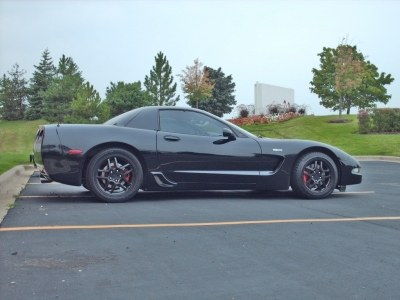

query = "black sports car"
[[33, 106, 362, 202]]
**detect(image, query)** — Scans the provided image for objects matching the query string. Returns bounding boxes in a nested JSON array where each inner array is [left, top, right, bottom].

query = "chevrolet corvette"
[[33, 106, 362, 202]]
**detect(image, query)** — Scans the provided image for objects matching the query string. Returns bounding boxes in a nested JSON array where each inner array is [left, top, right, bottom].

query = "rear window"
[[104, 108, 142, 126], [125, 108, 158, 130]]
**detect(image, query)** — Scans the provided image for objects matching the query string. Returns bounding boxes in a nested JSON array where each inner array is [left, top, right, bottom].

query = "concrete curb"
[[0, 165, 35, 224], [354, 156, 400, 163], [0, 157, 399, 225]]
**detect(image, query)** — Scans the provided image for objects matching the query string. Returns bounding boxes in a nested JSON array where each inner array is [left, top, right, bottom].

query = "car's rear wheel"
[[291, 152, 338, 199], [86, 148, 143, 202]]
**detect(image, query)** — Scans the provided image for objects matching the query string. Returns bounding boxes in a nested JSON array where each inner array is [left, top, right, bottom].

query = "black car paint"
[[34, 106, 362, 196]]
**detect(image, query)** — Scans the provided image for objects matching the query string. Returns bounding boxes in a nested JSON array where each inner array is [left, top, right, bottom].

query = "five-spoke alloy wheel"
[[291, 152, 338, 199], [87, 148, 143, 202]]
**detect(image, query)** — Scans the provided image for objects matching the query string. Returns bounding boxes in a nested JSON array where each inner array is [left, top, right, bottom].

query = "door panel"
[[156, 110, 262, 184]]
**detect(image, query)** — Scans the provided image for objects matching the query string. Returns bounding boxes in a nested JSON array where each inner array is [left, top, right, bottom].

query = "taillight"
[[68, 149, 84, 155]]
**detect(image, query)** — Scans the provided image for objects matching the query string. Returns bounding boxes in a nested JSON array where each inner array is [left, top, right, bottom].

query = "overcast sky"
[[1, 0, 399, 118]]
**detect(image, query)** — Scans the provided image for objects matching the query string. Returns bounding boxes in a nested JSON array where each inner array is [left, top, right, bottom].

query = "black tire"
[[291, 152, 338, 199], [86, 148, 143, 203]]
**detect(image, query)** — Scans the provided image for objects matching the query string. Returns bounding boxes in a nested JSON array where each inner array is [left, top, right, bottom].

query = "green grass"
[[0, 115, 399, 175], [0, 119, 45, 175], [242, 115, 400, 156]]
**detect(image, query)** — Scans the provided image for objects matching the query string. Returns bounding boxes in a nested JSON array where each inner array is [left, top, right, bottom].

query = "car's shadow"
[[18, 185, 364, 205], [23, 172, 365, 203]]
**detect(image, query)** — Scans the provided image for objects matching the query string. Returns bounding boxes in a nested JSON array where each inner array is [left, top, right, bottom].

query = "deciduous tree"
[[332, 45, 366, 119], [178, 59, 213, 109], [310, 44, 394, 118], [144, 52, 179, 106]]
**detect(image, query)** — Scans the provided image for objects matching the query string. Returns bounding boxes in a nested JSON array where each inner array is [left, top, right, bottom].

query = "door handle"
[[164, 135, 180, 141]]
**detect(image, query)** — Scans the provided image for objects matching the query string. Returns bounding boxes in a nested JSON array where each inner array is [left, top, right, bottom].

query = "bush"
[[240, 108, 249, 118], [297, 104, 310, 115], [236, 104, 252, 118], [287, 105, 297, 114], [369, 108, 400, 133], [266, 104, 281, 115], [358, 108, 400, 133], [357, 109, 370, 134]]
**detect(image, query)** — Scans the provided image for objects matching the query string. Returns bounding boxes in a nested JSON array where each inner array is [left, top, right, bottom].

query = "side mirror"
[[222, 128, 236, 140]]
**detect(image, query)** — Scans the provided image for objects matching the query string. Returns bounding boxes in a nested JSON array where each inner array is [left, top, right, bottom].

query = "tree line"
[[1, 41, 394, 123], [0, 50, 237, 122]]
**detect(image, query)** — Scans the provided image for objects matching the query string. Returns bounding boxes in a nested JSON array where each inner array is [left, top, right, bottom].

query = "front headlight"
[[352, 167, 361, 174]]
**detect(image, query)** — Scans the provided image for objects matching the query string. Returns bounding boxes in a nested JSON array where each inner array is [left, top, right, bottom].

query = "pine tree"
[[0, 64, 29, 120], [25, 48, 55, 120], [41, 55, 84, 123], [104, 81, 149, 118], [0, 75, 11, 119], [198, 67, 236, 117], [144, 52, 179, 106], [65, 82, 110, 124]]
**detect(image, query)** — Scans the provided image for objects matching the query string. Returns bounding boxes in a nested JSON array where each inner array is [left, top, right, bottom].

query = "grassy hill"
[[0, 115, 399, 175], [242, 114, 400, 156]]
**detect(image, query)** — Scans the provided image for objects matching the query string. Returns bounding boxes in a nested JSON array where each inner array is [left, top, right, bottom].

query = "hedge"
[[358, 108, 400, 133]]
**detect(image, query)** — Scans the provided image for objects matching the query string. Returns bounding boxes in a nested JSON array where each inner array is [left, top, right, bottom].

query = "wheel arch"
[[292, 146, 342, 185], [82, 142, 148, 186]]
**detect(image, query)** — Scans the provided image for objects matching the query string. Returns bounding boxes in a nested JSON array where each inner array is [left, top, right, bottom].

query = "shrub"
[[369, 108, 400, 133], [357, 109, 370, 134], [266, 104, 281, 115], [287, 104, 297, 114], [236, 104, 253, 118], [297, 104, 310, 115], [240, 109, 249, 118]]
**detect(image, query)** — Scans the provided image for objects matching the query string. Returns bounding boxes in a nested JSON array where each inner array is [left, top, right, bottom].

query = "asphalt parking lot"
[[1, 161, 400, 300]]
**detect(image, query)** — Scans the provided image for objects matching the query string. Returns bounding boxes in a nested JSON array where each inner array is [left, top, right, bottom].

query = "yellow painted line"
[[1, 216, 399, 232]]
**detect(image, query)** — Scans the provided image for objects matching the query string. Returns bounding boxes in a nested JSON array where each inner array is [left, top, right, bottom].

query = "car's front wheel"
[[86, 148, 143, 202], [291, 152, 338, 199]]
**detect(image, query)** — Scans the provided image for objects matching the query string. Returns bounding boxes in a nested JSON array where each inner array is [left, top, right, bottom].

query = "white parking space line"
[[26, 182, 61, 184], [18, 191, 375, 198], [333, 191, 375, 194], [19, 195, 95, 198]]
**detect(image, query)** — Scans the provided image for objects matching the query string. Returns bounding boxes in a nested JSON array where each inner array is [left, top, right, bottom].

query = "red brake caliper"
[[124, 170, 130, 181], [303, 172, 308, 183]]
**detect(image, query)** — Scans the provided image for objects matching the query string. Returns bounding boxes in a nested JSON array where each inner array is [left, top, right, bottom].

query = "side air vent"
[[151, 172, 177, 188]]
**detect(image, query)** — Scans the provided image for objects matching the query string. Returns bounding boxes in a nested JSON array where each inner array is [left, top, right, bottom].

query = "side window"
[[159, 110, 227, 136]]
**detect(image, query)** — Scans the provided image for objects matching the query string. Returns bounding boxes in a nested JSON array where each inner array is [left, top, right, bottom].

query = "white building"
[[254, 82, 295, 115]]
